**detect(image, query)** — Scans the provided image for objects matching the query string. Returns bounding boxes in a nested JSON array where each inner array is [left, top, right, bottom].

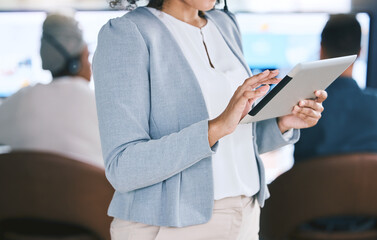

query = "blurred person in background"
[[295, 14, 377, 162], [0, 12, 103, 167], [294, 14, 377, 232]]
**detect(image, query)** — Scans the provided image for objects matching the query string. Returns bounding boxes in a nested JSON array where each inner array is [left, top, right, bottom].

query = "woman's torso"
[[148, 8, 260, 200]]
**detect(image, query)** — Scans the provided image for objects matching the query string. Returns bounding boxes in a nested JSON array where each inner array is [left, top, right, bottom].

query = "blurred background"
[[3, 0, 375, 180], [0, 0, 375, 97], [1, 0, 377, 239]]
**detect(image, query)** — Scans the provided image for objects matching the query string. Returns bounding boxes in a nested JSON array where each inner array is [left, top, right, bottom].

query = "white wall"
[[228, 0, 351, 13]]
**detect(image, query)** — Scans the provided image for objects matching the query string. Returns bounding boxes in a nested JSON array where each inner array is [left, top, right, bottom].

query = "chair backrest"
[[260, 153, 377, 240], [0, 151, 114, 240]]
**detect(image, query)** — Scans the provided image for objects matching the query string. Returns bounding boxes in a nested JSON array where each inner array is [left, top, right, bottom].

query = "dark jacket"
[[294, 76, 377, 161]]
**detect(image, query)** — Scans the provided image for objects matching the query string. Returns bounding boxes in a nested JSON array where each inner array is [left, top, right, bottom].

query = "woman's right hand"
[[208, 70, 281, 147]]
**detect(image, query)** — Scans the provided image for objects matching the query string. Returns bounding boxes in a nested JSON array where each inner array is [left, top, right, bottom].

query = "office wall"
[[230, 0, 351, 12], [353, 0, 377, 88]]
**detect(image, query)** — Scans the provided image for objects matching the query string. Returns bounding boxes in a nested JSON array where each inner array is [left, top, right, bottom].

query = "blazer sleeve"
[[255, 118, 300, 154], [93, 17, 217, 193]]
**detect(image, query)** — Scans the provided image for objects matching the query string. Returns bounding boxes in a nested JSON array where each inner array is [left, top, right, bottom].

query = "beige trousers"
[[110, 195, 260, 240]]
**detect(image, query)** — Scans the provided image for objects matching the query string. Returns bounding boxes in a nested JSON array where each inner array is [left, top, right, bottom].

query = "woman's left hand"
[[277, 90, 328, 133]]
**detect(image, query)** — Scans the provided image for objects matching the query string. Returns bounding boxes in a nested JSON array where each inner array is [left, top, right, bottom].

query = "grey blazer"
[[93, 7, 299, 227]]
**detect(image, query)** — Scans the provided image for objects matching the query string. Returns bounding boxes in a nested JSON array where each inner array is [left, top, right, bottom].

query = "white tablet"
[[240, 55, 357, 124]]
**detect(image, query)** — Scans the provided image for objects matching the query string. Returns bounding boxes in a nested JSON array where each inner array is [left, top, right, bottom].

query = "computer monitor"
[[235, 12, 370, 89], [0, 11, 371, 98], [0, 10, 126, 98]]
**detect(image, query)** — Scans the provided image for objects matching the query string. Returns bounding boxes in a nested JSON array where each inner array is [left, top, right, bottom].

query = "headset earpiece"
[[67, 56, 81, 75], [43, 33, 82, 75]]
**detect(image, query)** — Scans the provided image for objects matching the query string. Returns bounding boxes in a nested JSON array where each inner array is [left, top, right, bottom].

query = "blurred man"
[[0, 13, 103, 167], [293, 14, 377, 232], [294, 14, 377, 162]]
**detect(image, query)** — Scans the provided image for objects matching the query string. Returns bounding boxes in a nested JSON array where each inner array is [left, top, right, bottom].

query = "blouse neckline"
[[146, 7, 208, 31]]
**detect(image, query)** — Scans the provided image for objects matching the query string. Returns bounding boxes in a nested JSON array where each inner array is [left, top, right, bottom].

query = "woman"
[[93, 0, 327, 239]]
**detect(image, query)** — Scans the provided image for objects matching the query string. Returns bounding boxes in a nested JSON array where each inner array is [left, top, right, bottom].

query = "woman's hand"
[[277, 90, 328, 134], [208, 70, 281, 147]]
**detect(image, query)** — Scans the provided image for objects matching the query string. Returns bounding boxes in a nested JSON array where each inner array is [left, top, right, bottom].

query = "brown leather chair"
[[260, 153, 377, 240], [0, 151, 114, 240]]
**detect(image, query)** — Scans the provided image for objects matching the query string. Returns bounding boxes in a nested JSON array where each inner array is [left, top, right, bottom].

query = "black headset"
[[42, 32, 82, 75], [217, 0, 228, 12], [224, 0, 228, 12]]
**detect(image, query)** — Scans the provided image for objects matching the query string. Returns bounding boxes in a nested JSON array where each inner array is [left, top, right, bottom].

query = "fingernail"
[[263, 70, 270, 74], [300, 100, 305, 106]]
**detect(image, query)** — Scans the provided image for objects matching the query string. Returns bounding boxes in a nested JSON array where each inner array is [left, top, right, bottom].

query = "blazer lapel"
[[136, 7, 210, 119]]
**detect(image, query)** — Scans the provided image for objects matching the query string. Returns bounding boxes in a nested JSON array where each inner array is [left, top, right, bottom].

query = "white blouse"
[[148, 8, 260, 200]]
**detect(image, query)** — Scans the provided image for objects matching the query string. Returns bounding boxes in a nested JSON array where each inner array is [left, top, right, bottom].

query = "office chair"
[[0, 151, 114, 240], [260, 153, 377, 240]]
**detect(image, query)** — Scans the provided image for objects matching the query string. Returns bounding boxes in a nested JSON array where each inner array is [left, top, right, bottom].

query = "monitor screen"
[[0, 11, 371, 98], [236, 12, 370, 89], [0, 10, 127, 98]]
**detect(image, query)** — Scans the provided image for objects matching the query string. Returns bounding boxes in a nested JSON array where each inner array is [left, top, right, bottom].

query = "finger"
[[242, 77, 280, 94], [254, 70, 281, 87], [293, 111, 320, 126], [293, 105, 321, 119], [242, 85, 270, 100], [244, 78, 281, 92], [234, 74, 273, 99], [251, 70, 271, 82], [264, 69, 280, 80], [235, 70, 279, 100], [244, 70, 280, 88], [314, 90, 328, 103], [254, 70, 280, 85], [292, 107, 321, 123], [259, 77, 282, 86], [298, 100, 324, 113]]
